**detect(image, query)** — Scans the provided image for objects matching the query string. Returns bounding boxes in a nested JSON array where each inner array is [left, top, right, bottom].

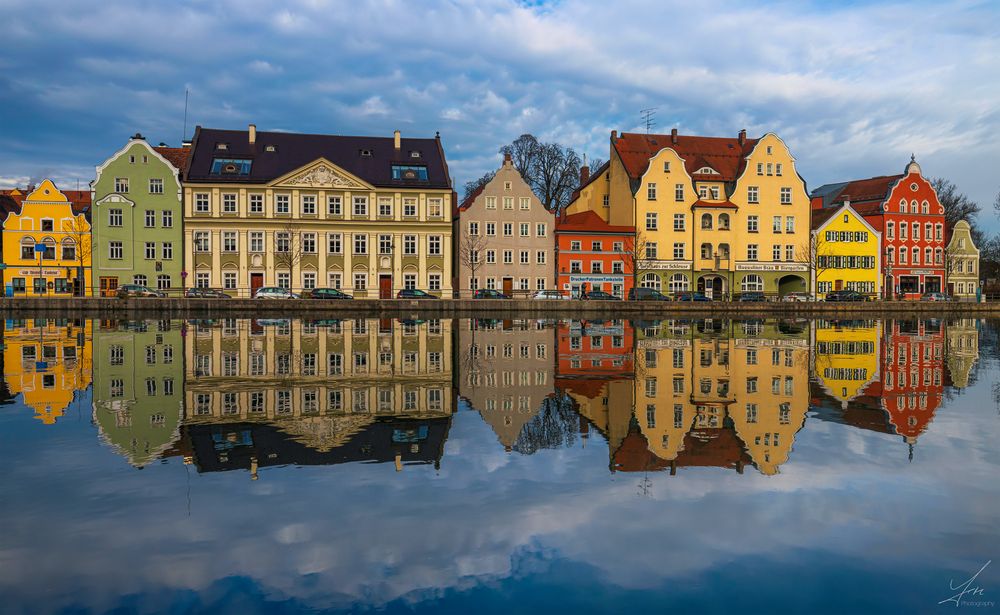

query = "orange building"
[[555, 210, 635, 298]]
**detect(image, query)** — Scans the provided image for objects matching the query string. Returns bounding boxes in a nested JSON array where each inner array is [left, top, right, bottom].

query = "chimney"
[[738, 128, 746, 145], [132, 132, 145, 141], [671, 128, 678, 144], [181, 140, 192, 149], [842, 195, 851, 207], [579, 164, 590, 186], [611, 130, 617, 142], [503, 152, 512, 166], [248, 124, 256, 145], [394, 129, 401, 150]]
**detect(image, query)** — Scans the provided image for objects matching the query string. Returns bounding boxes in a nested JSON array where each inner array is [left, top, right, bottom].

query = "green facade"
[[92, 320, 185, 467], [92, 139, 183, 295]]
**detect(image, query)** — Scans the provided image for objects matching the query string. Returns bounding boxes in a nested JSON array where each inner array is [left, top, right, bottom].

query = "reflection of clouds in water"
[[0, 369, 998, 611]]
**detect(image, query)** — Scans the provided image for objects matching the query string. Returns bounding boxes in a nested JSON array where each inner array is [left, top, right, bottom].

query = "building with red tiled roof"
[[566, 129, 811, 299], [555, 210, 635, 297], [811, 157, 946, 298]]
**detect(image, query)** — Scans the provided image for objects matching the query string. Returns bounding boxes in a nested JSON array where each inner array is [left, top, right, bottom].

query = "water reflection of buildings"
[[91, 320, 185, 467], [2, 318, 92, 424], [183, 319, 454, 476], [614, 319, 810, 476], [458, 319, 558, 452]]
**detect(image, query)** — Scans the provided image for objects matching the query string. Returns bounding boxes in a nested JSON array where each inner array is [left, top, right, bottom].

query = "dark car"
[[628, 287, 671, 301], [825, 289, 868, 302], [737, 292, 767, 302], [185, 287, 230, 299], [117, 284, 165, 298], [473, 289, 511, 299], [580, 290, 621, 301], [309, 288, 353, 300], [675, 291, 711, 302], [397, 289, 439, 300]]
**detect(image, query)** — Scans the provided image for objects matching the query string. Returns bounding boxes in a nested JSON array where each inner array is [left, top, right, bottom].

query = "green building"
[[92, 320, 185, 467], [91, 135, 187, 296]]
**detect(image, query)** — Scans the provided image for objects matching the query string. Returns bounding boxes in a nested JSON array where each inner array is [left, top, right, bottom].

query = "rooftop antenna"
[[182, 88, 189, 142], [640, 107, 658, 133]]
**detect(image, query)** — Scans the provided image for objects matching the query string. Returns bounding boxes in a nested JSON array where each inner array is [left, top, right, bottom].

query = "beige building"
[[183, 126, 453, 297], [457, 319, 556, 451], [454, 153, 554, 296]]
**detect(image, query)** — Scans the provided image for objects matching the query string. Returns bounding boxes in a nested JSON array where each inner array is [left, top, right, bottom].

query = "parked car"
[[580, 290, 621, 301], [737, 291, 767, 302], [254, 287, 300, 299], [185, 287, 230, 299], [309, 288, 353, 300], [825, 289, 868, 302], [117, 284, 165, 298], [781, 292, 811, 302], [920, 291, 952, 302], [532, 289, 569, 300], [473, 288, 511, 299], [675, 291, 711, 302], [628, 287, 671, 301], [397, 288, 439, 300]]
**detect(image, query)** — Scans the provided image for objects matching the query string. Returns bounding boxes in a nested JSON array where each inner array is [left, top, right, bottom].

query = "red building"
[[811, 157, 945, 299], [555, 210, 635, 298]]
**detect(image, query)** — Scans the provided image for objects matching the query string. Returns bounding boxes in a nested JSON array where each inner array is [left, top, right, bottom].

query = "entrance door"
[[379, 274, 393, 299], [711, 278, 722, 297], [99, 277, 118, 297], [835, 279, 843, 290], [250, 273, 264, 297], [502, 278, 513, 296]]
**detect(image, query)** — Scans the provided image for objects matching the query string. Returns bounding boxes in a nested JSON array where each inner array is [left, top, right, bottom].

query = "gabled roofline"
[[811, 203, 882, 237], [92, 137, 182, 199], [266, 157, 374, 190]]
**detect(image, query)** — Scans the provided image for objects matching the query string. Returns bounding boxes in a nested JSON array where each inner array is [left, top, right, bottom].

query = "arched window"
[[921, 200, 929, 214], [899, 199, 907, 213], [718, 213, 730, 230], [912, 247, 920, 264], [935, 248, 943, 264], [935, 223, 943, 241], [911, 199, 919, 213], [741, 274, 763, 292], [925, 247, 933, 264], [668, 273, 689, 292], [701, 213, 713, 229], [899, 246, 907, 263], [641, 273, 661, 290], [19, 237, 35, 260], [886, 247, 894, 263], [924, 223, 932, 239], [61, 238, 76, 261], [701, 243, 713, 259], [718, 243, 730, 259], [886, 221, 895, 238], [41, 237, 56, 260], [134, 274, 148, 287]]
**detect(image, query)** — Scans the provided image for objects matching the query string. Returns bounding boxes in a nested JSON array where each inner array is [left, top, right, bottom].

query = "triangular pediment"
[[270, 158, 372, 191]]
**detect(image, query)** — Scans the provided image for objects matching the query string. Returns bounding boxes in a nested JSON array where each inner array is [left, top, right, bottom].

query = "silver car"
[[532, 290, 569, 300], [254, 287, 300, 299]]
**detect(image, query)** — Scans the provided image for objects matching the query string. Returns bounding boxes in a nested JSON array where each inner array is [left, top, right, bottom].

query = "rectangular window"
[[747, 244, 758, 261], [354, 273, 367, 290], [521, 250, 530, 265], [147, 178, 163, 194], [145, 242, 156, 259], [403, 273, 417, 290], [786, 216, 795, 233], [250, 232, 264, 253], [747, 215, 759, 232], [194, 193, 210, 213], [275, 194, 290, 214], [194, 231, 210, 252], [646, 243, 657, 259], [780, 187, 792, 204], [109, 241, 123, 260], [647, 183, 657, 200], [109, 208, 123, 227], [378, 197, 393, 217], [519, 197, 530, 210], [302, 194, 316, 215], [223, 271, 237, 290], [302, 271, 316, 290], [773, 216, 782, 233], [673, 243, 684, 259], [503, 222, 513, 237], [536, 223, 547, 237], [503, 250, 513, 264], [468, 221, 479, 236], [327, 195, 342, 216], [222, 193, 237, 213], [403, 198, 417, 217], [277, 272, 290, 289], [428, 198, 443, 218], [673, 214, 685, 231], [403, 235, 417, 255], [248, 193, 263, 214], [485, 249, 496, 264], [785, 245, 794, 261], [429, 273, 441, 291], [145, 210, 156, 228], [675, 183, 684, 201], [115, 177, 129, 193], [162, 242, 173, 259], [354, 234, 367, 254], [485, 196, 496, 210], [520, 222, 530, 237], [772, 244, 781, 261], [302, 232, 317, 253], [162, 210, 173, 227], [275, 232, 290, 253], [503, 197, 513, 210], [428, 235, 442, 256], [196, 272, 209, 288], [326, 233, 342, 255], [536, 250, 547, 265], [222, 232, 237, 252]]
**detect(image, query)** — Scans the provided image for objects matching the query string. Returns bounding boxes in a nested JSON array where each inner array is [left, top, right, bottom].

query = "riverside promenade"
[[0, 297, 993, 318]]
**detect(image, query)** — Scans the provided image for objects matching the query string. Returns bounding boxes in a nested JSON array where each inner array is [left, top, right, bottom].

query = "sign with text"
[[735, 262, 809, 272]]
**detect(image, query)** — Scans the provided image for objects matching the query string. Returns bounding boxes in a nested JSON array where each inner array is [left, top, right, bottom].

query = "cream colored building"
[[183, 126, 453, 297]]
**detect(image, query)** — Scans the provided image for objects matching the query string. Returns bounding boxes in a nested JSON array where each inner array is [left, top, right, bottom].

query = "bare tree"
[[621, 231, 652, 293], [456, 233, 488, 298], [500, 134, 541, 180], [61, 216, 93, 296], [273, 221, 303, 294], [462, 171, 495, 203], [799, 232, 837, 298], [932, 177, 983, 245], [500, 134, 583, 215]]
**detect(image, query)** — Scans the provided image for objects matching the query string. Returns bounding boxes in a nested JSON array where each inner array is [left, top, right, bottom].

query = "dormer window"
[[695, 166, 718, 175], [210, 158, 252, 175], [360, 149, 373, 157], [264, 145, 277, 153], [215, 143, 228, 151], [391, 165, 428, 181], [410, 151, 421, 159]]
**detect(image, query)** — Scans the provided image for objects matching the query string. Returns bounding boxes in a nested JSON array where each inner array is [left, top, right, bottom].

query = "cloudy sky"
[[2, 0, 998, 227]]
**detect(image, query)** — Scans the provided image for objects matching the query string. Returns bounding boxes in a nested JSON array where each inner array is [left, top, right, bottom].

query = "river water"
[[1, 316, 997, 613]]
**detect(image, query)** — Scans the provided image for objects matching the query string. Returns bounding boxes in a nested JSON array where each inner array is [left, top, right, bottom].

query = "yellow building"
[[811, 203, 881, 299], [2, 318, 93, 424], [568, 130, 811, 298], [812, 319, 881, 407], [1, 180, 93, 296]]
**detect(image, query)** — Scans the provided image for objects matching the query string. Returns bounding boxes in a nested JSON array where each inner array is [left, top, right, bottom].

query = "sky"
[[1, 0, 998, 228]]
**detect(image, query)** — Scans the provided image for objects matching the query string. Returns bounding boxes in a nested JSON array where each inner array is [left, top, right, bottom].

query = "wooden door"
[[250, 273, 264, 297], [379, 275, 393, 299], [99, 277, 118, 297], [502, 278, 513, 296]]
